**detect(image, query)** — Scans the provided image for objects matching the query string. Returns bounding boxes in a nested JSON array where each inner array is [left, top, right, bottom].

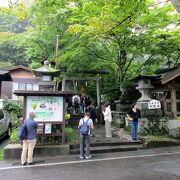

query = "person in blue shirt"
[[21, 112, 38, 165]]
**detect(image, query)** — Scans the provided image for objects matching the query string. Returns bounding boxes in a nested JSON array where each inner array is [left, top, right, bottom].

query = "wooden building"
[[1, 66, 39, 99], [152, 64, 180, 118], [0, 70, 12, 98]]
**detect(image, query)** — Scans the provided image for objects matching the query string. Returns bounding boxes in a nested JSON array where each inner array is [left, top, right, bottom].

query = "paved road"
[[0, 147, 180, 180]]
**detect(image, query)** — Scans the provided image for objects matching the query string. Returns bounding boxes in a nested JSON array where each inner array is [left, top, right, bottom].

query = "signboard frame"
[[26, 96, 63, 122], [23, 95, 65, 144]]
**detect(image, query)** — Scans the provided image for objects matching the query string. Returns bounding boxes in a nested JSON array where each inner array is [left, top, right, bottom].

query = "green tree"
[[8, 0, 179, 101], [0, 32, 29, 66], [67, 0, 179, 99]]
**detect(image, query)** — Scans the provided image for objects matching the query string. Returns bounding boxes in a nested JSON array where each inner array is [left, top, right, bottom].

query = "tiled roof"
[[161, 66, 180, 84], [0, 70, 12, 81]]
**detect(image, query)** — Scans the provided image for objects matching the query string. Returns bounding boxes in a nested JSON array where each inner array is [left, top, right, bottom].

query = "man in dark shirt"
[[21, 112, 38, 165], [127, 103, 141, 141]]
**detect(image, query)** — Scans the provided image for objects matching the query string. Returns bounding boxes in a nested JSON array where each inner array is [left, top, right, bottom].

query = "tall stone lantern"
[[135, 75, 158, 109], [33, 60, 60, 91]]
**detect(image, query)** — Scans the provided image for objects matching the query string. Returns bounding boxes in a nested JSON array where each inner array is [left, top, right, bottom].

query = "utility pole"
[[56, 35, 59, 69]]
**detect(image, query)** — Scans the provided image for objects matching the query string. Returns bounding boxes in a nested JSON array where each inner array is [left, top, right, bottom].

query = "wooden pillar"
[[23, 96, 27, 123], [171, 87, 177, 118], [162, 95, 167, 116], [96, 75, 101, 106], [62, 77, 66, 91]]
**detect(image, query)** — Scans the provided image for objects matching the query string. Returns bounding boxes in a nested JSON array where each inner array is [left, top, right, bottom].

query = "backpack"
[[80, 119, 90, 135], [74, 96, 79, 104], [18, 124, 28, 141]]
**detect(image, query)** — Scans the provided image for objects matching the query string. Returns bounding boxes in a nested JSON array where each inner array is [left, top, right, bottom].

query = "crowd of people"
[[71, 94, 101, 124], [20, 95, 140, 163]]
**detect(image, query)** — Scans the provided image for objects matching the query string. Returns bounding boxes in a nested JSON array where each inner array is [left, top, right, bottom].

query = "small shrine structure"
[[135, 64, 180, 119]]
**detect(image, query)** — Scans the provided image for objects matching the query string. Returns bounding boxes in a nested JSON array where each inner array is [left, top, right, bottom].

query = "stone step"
[[70, 141, 141, 149], [70, 144, 142, 155], [4, 144, 70, 160]]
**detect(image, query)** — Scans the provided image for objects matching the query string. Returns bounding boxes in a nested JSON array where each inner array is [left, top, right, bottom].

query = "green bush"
[[176, 117, 180, 120], [2, 98, 22, 143], [10, 128, 19, 143], [3, 98, 23, 117], [0, 148, 4, 160], [65, 127, 79, 143]]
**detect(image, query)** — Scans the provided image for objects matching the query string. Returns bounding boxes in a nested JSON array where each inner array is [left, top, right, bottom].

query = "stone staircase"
[[69, 124, 143, 155], [70, 141, 142, 155]]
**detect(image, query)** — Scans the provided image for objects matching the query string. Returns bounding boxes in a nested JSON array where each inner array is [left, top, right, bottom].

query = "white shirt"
[[102, 106, 112, 122]]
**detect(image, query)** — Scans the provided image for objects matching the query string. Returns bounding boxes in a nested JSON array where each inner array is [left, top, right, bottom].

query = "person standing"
[[79, 94, 84, 114], [127, 103, 141, 142], [87, 103, 96, 124], [78, 112, 94, 159], [102, 104, 112, 137], [21, 112, 38, 165], [72, 94, 80, 114]]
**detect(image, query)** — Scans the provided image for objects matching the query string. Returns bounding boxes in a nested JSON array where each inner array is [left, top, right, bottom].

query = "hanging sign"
[[148, 99, 161, 109]]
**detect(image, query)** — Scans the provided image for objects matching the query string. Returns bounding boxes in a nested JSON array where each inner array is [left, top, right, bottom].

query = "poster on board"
[[26, 96, 63, 122], [45, 123, 52, 134]]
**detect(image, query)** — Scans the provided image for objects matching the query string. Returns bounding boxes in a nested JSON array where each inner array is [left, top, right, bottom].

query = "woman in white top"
[[102, 104, 112, 137]]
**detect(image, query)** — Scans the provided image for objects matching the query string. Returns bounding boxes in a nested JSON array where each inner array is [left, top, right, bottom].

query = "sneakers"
[[79, 155, 84, 159], [85, 155, 92, 159], [79, 155, 92, 159], [131, 138, 140, 142], [131, 138, 136, 142]]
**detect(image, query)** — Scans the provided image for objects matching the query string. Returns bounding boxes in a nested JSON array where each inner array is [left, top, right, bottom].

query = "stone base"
[[4, 144, 70, 160], [111, 111, 125, 128], [168, 120, 180, 138], [167, 120, 180, 129]]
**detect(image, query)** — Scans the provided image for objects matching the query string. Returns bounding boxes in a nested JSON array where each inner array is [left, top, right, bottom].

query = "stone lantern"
[[33, 60, 60, 91], [135, 75, 157, 109]]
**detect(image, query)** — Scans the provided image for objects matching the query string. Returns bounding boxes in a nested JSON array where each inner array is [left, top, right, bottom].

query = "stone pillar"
[[136, 79, 154, 109], [62, 77, 66, 91], [171, 88, 177, 118]]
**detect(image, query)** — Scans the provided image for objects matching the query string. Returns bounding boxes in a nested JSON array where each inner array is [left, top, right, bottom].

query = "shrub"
[[2, 98, 22, 143], [0, 148, 4, 160], [176, 117, 180, 120], [65, 127, 79, 143], [10, 128, 19, 143], [3, 98, 23, 117]]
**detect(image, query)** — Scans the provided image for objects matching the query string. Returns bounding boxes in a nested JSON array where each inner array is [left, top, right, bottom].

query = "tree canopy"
[[0, 0, 179, 101]]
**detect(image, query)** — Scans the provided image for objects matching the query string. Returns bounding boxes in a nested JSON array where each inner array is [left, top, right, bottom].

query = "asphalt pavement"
[[0, 146, 180, 180]]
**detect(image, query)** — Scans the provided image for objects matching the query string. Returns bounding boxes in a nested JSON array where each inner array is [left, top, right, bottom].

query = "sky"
[[0, 0, 16, 7]]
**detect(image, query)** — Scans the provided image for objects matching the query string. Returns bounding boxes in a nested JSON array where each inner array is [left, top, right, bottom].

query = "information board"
[[26, 96, 63, 122]]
